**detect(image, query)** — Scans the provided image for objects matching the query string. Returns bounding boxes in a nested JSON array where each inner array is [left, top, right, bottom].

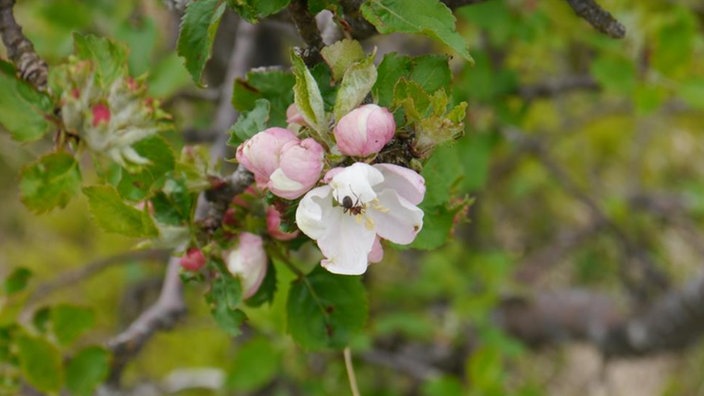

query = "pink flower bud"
[[286, 103, 306, 126], [269, 138, 324, 199], [236, 127, 298, 187], [226, 233, 267, 299], [334, 104, 395, 157], [91, 103, 111, 127], [266, 206, 299, 241], [180, 248, 206, 271]]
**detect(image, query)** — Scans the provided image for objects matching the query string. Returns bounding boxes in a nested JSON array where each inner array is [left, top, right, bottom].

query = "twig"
[[498, 271, 704, 357], [0, 0, 48, 90], [344, 347, 361, 396], [518, 75, 600, 101], [27, 249, 170, 304], [106, 257, 186, 384], [288, 0, 324, 65], [564, 0, 626, 38]]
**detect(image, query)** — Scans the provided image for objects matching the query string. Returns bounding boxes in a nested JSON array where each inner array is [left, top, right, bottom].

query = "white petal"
[[295, 186, 334, 240], [373, 163, 425, 206], [369, 190, 423, 245], [318, 213, 376, 275], [269, 168, 304, 191], [329, 162, 384, 205]]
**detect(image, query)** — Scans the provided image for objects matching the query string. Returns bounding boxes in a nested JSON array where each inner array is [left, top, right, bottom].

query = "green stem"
[[344, 347, 361, 396]]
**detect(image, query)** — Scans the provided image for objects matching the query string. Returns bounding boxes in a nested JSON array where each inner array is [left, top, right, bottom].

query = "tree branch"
[[106, 257, 186, 384], [288, 0, 324, 65], [0, 0, 48, 90], [565, 0, 626, 39]]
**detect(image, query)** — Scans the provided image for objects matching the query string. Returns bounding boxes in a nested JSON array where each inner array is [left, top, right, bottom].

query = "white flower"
[[295, 162, 425, 275]]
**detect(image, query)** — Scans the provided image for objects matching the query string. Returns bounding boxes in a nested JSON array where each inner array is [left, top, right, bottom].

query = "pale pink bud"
[[268, 138, 324, 200], [226, 233, 267, 299], [236, 127, 298, 187], [266, 206, 299, 241], [180, 248, 206, 272], [286, 103, 306, 126], [334, 104, 395, 157], [91, 103, 111, 127]]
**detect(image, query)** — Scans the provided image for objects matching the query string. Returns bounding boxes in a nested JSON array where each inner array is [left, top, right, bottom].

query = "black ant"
[[341, 191, 365, 216]]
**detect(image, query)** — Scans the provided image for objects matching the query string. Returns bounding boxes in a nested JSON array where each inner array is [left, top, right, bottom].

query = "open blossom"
[[295, 162, 425, 275], [334, 104, 395, 157], [236, 127, 324, 199], [226, 233, 268, 298]]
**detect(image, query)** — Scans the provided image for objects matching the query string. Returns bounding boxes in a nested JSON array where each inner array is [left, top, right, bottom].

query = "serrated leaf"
[[226, 0, 290, 23], [3, 267, 32, 295], [66, 346, 110, 396], [333, 53, 377, 121], [20, 152, 81, 213], [83, 185, 159, 237], [116, 136, 176, 201], [0, 61, 54, 142], [421, 144, 462, 207], [16, 335, 63, 392], [286, 267, 367, 350], [232, 69, 295, 126], [225, 336, 280, 391], [207, 274, 246, 336], [373, 53, 452, 107], [52, 304, 95, 346], [291, 51, 327, 133], [229, 98, 270, 147], [361, 0, 473, 63], [321, 39, 366, 81], [73, 33, 128, 88], [151, 178, 194, 226], [177, 0, 227, 86]]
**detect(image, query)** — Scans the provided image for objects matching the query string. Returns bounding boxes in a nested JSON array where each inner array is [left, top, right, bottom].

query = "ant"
[[341, 191, 365, 216]]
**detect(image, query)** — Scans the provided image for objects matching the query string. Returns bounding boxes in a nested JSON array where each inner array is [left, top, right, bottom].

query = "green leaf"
[[679, 77, 704, 110], [83, 185, 159, 237], [321, 39, 366, 81], [66, 346, 110, 396], [361, 0, 473, 63], [151, 178, 195, 226], [207, 273, 246, 336], [291, 51, 327, 133], [73, 33, 128, 88], [116, 17, 157, 76], [287, 267, 367, 350], [333, 53, 377, 121], [226, 0, 290, 23], [116, 135, 176, 201], [226, 336, 280, 391], [408, 55, 452, 93], [410, 203, 458, 250], [232, 69, 295, 126], [20, 152, 81, 213], [374, 53, 452, 108], [177, 0, 227, 86], [52, 304, 95, 346], [421, 376, 464, 396], [16, 335, 63, 392], [229, 98, 270, 147], [421, 144, 462, 207], [3, 267, 32, 295], [0, 61, 54, 142]]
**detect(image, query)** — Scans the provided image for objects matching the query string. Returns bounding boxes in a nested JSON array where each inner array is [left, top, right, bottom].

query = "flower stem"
[[344, 347, 361, 396]]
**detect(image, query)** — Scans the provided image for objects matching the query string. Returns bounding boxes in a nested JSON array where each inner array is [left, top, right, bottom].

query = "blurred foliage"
[[2, 0, 704, 395]]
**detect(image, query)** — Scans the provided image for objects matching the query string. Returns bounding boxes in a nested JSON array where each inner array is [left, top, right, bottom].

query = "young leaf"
[[73, 33, 128, 88], [66, 346, 110, 396], [360, 0, 473, 63], [207, 274, 246, 336], [20, 152, 81, 213], [225, 0, 290, 23], [228, 98, 271, 147], [291, 51, 327, 133], [321, 39, 366, 81], [0, 61, 54, 142], [3, 267, 32, 295], [177, 0, 228, 86], [83, 185, 159, 237], [333, 53, 377, 121], [286, 267, 368, 350], [116, 135, 176, 201], [51, 304, 95, 346], [16, 335, 63, 392], [232, 69, 295, 127]]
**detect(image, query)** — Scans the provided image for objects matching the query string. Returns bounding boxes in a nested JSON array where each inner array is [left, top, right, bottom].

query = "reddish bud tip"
[[180, 248, 206, 271], [91, 103, 111, 127]]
